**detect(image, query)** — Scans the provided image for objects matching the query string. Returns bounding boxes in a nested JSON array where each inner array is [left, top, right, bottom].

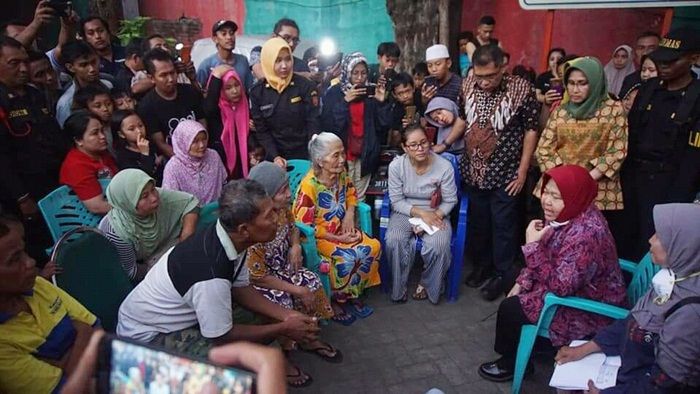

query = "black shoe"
[[480, 275, 505, 301], [477, 358, 533, 382], [465, 266, 490, 288]]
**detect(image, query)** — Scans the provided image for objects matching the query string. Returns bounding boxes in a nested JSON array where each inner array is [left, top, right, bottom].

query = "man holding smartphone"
[[117, 180, 320, 385], [422, 44, 462, 107]]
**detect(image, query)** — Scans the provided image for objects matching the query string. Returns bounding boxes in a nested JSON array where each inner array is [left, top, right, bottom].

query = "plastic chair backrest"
[[287, 160, 311, 198], [627, 253, 659, 305], [197, 201, 220, 230], [440, 152, 462, 198], [39, 179, 111, 242], [51, 227, 133, 332]]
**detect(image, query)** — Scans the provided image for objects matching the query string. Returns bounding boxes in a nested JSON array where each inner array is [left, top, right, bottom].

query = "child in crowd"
[[369, 42, 401, 84], [115, 39, 152, 97], [111, 88, 137, 111], [112, 109, 161, 182], [412, 61, 428, 94], [248, 136, 265, 168], [388, 72, 421, 146], [458, 31, 475, 77], [422, 44, 462, 106], [72, 84, 116, 157]]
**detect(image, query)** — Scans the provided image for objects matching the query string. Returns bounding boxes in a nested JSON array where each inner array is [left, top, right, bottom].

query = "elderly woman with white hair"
[[292, 132, 381, 325]]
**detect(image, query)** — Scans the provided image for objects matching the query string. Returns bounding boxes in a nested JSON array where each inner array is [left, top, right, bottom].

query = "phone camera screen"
[[109, 339, 253, 394]]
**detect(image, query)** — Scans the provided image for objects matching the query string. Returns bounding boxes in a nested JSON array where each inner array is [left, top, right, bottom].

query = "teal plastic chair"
[[50, 227, 133, 332], [196, 201, 220, 230], [511, 253, 659, 393], [287, 160, 312, 197], [39, 179, 111, 243]]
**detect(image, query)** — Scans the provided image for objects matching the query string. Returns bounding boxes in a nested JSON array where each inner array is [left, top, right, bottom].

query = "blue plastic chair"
[[39, 179, 112, 244], [377, 152, 469, 303], [50, 227, 133, 332], [196, 201, 220, 230], [510, 253, 659, 393]]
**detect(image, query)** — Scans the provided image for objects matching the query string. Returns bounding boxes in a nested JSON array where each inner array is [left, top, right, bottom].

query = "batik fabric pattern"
[[246, 209, 333, 319]]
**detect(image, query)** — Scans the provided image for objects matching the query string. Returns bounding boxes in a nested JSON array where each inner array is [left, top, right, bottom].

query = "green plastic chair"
[[38, 178, 111, 243], [50, 227, 133, 332], [511, 253, 659, 393]]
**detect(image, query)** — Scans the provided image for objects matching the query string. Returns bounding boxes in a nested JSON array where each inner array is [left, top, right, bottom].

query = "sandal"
[[286, 365, 313, 388], [392, 294, 408, 304], [331, 304, 356, 326], [345, 300, 374, 318], [300, 341, 344, 363], [412, 285, 428, 301]]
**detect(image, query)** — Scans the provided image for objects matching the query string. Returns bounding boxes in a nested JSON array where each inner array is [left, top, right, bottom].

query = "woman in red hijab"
[[478, 164, 627, 382]]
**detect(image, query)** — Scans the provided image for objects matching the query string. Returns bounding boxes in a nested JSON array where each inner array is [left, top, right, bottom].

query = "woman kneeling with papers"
[[385, 125, 457, 304], [479, 165, 627, 382], [555, 203, 700, 393]]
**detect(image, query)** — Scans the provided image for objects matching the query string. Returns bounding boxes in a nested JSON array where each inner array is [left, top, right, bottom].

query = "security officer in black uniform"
[[0, 36, 70, 260], [249, 37, 320, 168], [622, 28, 700, 260]]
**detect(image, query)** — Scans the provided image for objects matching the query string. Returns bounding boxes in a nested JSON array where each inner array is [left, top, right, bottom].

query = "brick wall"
[[144, 17, 203, 46]]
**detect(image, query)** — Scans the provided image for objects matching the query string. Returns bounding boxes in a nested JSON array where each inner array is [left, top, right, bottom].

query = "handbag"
[[430, 182, 442, 209]]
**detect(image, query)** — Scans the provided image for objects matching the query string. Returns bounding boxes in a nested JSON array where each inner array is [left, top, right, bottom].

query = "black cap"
[[212, 20, 238, 35], [649, 27, 700, 63]]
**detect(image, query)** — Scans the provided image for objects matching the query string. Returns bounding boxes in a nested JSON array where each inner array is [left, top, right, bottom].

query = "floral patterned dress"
[[292, 170, 381, 300], [246, 209, 333, 319], [516, 204, 628, 346]]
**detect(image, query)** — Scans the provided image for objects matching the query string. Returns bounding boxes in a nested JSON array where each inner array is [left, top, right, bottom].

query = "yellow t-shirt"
[[0, 277, 97, 394]]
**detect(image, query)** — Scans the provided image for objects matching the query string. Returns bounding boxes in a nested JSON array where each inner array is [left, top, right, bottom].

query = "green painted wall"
[[244, 0, 395, 61]]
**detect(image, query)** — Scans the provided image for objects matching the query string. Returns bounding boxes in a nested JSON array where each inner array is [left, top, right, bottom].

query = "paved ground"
[[288, 264, 555, 394]]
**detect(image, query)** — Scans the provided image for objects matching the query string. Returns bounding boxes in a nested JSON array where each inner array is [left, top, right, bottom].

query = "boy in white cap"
[[422, 44, 462, 106]]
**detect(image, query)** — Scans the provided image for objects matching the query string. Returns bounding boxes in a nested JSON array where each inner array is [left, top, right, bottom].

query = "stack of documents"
[[549, 340, 621, 390]]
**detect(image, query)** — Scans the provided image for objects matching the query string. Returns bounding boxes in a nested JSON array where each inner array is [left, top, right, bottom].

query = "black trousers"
[[469, 186, 521, 274], [494, 296, 531, 365]]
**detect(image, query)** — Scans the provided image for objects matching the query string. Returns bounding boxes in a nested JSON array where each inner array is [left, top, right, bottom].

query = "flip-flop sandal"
[[345, 300, 374, 318], [331, 310, 356, 326], [412, 285, 428, 301], [301, 341, 344, 363], [286, 365, 313, 388]]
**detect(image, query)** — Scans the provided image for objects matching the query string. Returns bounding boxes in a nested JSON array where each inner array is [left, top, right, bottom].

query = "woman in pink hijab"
[[162, 119, 227, 205], [203, 64, 250, 179]]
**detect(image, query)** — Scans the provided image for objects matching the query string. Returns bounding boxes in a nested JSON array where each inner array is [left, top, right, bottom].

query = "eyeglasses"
[[405, 140, 431, 151], [276, 33, 300, 45], [473, 71, 501, 82]]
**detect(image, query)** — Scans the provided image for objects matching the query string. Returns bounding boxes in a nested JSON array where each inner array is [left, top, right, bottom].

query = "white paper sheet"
[[408, 217, 439, 235], [549, 340, 621, 390]]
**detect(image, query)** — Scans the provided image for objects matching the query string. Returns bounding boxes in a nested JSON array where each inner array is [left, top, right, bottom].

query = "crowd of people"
[[1, 2, 699, 392]]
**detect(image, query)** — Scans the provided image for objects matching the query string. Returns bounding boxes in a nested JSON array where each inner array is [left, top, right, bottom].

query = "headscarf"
[[261, 37, 293, 93], [540, 164, 598, 222], [603, 45, 635, 97], [248, 161, 288, 197], [217, 69, 249, 177], [561, 57, 609, 120], [166, 120, 227, 205], [106, 169, 199, 260], [631, 204, 700, 331], [424, 97, 465, 152], [339, 52, 368, 93]]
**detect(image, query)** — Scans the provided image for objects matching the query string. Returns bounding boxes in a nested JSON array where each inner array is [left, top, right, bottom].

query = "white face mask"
[[652, 268, 676, 305]]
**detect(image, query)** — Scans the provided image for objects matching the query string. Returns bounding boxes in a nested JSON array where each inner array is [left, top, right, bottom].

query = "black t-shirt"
[[137, 84, 204, 144], [114, 65, 135, 94], [115, 147, 161, 183], [293, 56, 310, 73], [535, 70, 554, 93]]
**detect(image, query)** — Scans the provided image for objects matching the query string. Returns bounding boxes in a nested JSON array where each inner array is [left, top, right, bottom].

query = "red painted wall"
[[461, 0, 666, 72], [138, 0, 247, 37]]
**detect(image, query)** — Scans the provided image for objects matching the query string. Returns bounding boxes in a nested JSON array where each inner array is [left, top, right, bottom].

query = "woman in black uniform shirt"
[[249, 37, 320, 167]]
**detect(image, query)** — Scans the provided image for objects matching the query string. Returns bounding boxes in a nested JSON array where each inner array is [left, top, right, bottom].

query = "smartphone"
[[179, 45, 192, 64], [383, 68, 397, 84], [425, 126, 437, 143], [549, 78, 564, 95], [97, 335, 255, 394], [405, 105, 417, 120], [424, 76, 439, 89], [365, 85, 376, 96], [46, 0, 72, 17]]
